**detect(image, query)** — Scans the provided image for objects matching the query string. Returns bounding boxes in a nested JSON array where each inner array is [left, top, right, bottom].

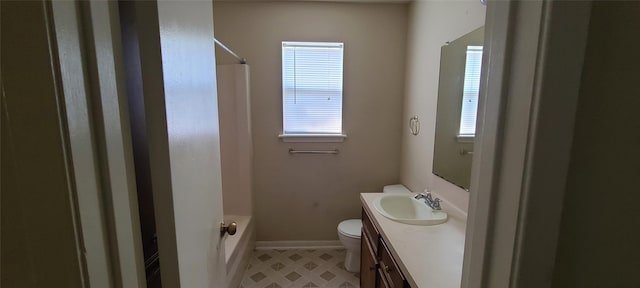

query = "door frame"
[[78, 0, 148, 286], [49, 0, 147, 286], [462, 1, 592, 287], [59, 0, 226, 286]]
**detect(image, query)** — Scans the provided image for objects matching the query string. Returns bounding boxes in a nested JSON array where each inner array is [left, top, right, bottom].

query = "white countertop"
[[360, 193, 467, 288]]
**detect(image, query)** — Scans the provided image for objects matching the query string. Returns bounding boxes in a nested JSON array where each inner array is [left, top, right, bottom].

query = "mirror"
[[433, 26, 484, 191]]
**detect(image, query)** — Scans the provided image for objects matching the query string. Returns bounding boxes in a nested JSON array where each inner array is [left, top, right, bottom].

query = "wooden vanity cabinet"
[[361, 208, 410, 288], [377, 268, 391, 288], [361, 209, 379, 287], [379, 238, 407, 288], [361, 227, 378, 287], [362, 209, 379, 253]]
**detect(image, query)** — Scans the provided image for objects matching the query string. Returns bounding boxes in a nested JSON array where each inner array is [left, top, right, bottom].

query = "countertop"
[[360, 193, 467, 288]]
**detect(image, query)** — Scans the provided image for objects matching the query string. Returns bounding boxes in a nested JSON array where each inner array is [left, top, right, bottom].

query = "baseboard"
[[255, 240, 343, 250]]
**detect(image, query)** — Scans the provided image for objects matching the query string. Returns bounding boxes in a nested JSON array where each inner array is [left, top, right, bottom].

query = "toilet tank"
[[382, 184, 411, 194]]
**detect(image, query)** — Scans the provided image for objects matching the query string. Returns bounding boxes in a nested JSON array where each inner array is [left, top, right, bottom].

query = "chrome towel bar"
[[288, 148, 339, 155]]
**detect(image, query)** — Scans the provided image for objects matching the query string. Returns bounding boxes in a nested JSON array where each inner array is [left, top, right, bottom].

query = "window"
[[458, 45, 483, 137], [280, 41, 345, 141]]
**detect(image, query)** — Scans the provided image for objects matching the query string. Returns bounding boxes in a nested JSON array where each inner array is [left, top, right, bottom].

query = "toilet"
[[337, 184, 411, 272]]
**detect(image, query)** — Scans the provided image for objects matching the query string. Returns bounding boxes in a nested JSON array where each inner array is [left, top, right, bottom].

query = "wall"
[[1, 2, 85, 286], [400, 1, 485, 211], [214, 2, 407, 241], [552, 2, 640, 287]]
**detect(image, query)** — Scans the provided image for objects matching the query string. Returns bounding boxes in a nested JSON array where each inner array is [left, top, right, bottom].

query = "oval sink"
[[373, 194, 448, 226]]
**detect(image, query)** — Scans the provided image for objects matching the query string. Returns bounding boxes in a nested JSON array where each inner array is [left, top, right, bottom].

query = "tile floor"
[[239, 248, 360, 288]]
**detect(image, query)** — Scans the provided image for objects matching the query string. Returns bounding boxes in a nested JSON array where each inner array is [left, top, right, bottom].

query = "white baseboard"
[[255, 240, 343, 250]]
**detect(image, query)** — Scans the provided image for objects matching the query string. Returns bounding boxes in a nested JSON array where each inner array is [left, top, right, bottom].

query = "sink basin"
[[373, 194, 448, 225]]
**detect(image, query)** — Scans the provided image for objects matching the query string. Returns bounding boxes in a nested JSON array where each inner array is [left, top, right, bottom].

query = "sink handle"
[[414, 192, 433, 200], [432, 198, 442, 210]]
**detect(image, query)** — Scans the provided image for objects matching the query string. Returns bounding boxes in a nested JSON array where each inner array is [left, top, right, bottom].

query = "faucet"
[[414, 192, 442, 210]]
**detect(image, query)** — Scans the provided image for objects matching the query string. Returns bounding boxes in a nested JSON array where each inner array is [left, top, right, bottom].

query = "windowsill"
[[278, 133, 347, 143], [456, 135, 475, 143]]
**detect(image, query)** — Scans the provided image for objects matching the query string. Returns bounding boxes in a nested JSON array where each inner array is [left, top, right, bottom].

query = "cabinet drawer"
[[379, 238, 407, 288], [362, 209, 379, 254]]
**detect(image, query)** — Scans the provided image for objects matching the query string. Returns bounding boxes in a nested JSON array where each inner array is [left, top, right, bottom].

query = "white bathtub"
[[224, 215, 254, 288]]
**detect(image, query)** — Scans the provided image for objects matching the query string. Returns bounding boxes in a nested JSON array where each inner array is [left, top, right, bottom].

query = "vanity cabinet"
[[361, 226, 378, 287], [361, 209, 410, 288]]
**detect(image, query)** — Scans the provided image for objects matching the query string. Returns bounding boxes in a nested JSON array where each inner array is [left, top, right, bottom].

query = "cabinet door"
[[379, 239, 407, 288], [377, 268, 391, 288], [360, 229, 378, 287], [362, 209, 379, 254]]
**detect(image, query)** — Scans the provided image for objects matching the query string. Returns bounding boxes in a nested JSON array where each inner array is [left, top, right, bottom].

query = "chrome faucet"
[[414, 192, 442, 210]]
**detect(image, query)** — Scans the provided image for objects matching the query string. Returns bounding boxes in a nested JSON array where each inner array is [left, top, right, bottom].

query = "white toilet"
[[337, 184, 411, 272]]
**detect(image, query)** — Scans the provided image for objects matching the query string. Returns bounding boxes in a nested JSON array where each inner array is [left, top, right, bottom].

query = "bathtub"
[[224, 215, 254, 288]]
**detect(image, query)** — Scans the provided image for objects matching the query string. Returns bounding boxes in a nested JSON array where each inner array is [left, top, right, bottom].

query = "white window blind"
[[282, 41, 344, 134], [458, 46, 483, 136]]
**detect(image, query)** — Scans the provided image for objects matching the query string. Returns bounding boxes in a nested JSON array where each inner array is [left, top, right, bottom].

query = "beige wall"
[[214, 2, 408, 241], [552, 2, 640, 287], [400, 1, 485, 210]]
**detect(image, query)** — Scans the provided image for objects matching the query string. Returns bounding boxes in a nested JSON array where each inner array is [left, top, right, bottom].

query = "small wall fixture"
[[409, 116, 420, 136]]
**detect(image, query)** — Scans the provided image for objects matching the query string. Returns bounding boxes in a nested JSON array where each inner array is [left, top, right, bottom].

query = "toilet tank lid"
[[338, 219, 362, 238], [383, 184, 411, 193]]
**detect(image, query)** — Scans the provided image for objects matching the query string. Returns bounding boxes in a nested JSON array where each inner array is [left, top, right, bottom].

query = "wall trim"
[[255, 241, 343, 250]]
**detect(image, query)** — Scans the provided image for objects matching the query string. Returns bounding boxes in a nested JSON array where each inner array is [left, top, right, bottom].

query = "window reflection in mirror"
[[433, 26, 484, 191], [459, 45, 482, 137]]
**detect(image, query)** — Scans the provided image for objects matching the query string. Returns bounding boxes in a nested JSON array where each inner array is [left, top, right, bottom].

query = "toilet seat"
[[338, 219, 362, 238]]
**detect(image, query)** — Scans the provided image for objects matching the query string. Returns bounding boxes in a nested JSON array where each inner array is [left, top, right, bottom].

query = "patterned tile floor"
[[239, 248, 360, 288]]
